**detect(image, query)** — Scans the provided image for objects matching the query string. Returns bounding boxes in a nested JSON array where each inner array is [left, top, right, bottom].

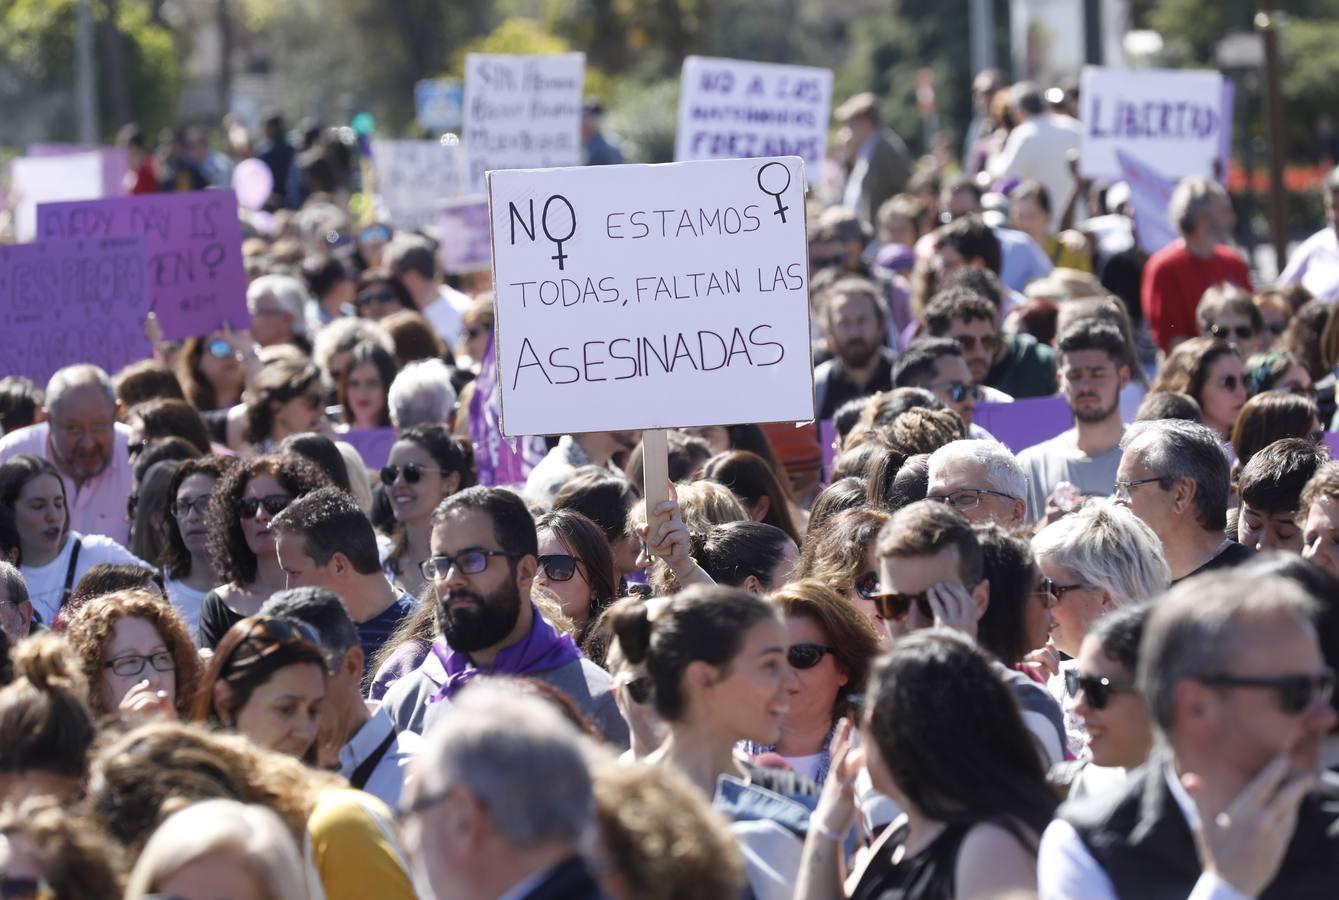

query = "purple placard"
[[35, 189, 249, 341], [340, 428, 397, 471], [27, 144, 128, 197], [819, 419, 836, 482], [0, 236, 151, 387], [1325, 432, 1339, 459], [439, 198, 491, 275], [973, 396, 1073, 455]]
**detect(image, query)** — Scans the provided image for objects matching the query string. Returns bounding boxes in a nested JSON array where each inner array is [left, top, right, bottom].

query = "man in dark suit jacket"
[[402, 683, 606, 900], [836, 92, 912, 230]]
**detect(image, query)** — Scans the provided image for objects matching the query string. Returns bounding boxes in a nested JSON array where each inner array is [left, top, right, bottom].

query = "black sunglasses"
[[1210, 323, 1255, 342], [931, 380, 979, 403], [866, 589, 934, 623], [1197, 669, 1336, 715], [239, 493, 291, 519], [380, 463, 443, 486], [1065, 670, 1137, 710], [537, 553, 580, 582], [788, 642, 835, 670], [357, 289, 398, 307]]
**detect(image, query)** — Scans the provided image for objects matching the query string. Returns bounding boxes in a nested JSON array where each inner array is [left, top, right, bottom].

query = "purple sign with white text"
[[36, 190, 249, 341], [0, 237, 151, 387]]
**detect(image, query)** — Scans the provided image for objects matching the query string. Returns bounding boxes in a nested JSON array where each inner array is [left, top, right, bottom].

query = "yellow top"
[[306, 789, 417, 900]]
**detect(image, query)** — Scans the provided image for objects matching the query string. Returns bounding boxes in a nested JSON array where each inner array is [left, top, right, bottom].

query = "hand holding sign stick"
[[636, 458, 715, 592]]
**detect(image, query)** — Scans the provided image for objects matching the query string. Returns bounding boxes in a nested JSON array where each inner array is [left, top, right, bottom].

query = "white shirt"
[[1037, 764, 1252, 900], [337, 706, 422, 810], [164, 577, 209, 633], [21, 531, 147, 625], [1279, 227, 1339, 302], [988, 113, 1084, 233], [419, 284, 474, 350]]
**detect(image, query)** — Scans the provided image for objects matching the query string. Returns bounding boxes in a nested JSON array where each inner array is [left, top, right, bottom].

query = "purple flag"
[[973, 396, 1073, 455], [35, 190, 250, 341], [341, 428, 397, 471], [1117, 150, 1179, 257], [468, 333, 547, 487], [0, 236, 151, 387]]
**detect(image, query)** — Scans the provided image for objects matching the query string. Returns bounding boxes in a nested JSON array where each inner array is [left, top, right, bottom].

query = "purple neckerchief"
[[426, 604, 582, 704]]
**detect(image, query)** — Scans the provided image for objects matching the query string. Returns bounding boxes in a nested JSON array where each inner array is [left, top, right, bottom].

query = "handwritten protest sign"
[[371, 139, 465, 231], [1117, 150, 1179, 255], [10, 152, 105, 242], [36, 190, 249, 341], [440, 197, 492, 274], [1079, 67, 1226, 180], [0, 237, 150, 386], [488, 156, 814, 436], [676, 57, 833, 182], [973, 396, 1073, 455], [463, 53, 585, 195]]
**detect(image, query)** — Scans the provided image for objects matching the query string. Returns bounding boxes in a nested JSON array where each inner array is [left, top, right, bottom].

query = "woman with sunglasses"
[[1195, 283, 1267, 359], [178, 330, 249, 414], [66, 588, 203, 721], [198, 455, 328, 649], [380, 425, 476, 599], [747, 580, 880, 787], [161, 456, 238, 631], [1149, 336, 1246, 440], [354, 271, 416, 321], [193, 615, 329, 760], [794, 507, 892, 645], [535, 509, 618, 647], [796, 631, 1058, 900], [235, 347, 329, 455], [0, 455, 146, 627], [336, 341, 397, 432]]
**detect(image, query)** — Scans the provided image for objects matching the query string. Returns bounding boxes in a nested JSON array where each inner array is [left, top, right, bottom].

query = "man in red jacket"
[[1141, 176, 1252, 353]]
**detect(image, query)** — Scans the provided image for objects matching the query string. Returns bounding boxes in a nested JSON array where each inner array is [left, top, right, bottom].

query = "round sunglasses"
[[239, 494, 291, 519], [788, 642, 835, 670]]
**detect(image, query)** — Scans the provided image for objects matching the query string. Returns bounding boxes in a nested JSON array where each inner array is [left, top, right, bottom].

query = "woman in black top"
[[796, 631, 1057, 900]]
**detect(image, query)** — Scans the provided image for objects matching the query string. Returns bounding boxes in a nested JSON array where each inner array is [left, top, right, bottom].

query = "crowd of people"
[[0, 67, 1338, 900]]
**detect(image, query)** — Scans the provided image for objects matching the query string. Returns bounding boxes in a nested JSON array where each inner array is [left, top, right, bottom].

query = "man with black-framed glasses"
[[1041, 572, 1339, 899], [379, 486, 626, 747], [926, 438, 1028, 529]]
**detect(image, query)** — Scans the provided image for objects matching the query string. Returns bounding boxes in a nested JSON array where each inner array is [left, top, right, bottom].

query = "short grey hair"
[[1138, 573, 1316, 736], [311, 318, 394, 377], [388, 359, 456, 429], [420, 682, 593, 848], [927, 438, 1027, 500], [247, 274, 310, 336], [1120, 419, 1229, 531], [1031, 499, 1171, 604], [45, 364, 115, 417], [0, 563, 27, 608], [1169, 176, 1225, 236]]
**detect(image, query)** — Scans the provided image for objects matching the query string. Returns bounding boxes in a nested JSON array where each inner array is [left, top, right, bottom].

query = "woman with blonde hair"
[[124, 799, 307, 900], [0, 796, 124, 900]]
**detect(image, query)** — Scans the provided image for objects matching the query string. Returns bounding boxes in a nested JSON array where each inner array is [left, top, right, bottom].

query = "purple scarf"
[[427, 603, 582, 703]]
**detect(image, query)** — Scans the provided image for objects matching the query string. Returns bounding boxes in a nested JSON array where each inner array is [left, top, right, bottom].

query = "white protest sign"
[[10, 152, 105, 241], [488, 157, 814, 436], [1079, 66, 1226, 180], [463, 53, 584, 195], [675, 56, 833, 182], [371, 139, 465, 231]]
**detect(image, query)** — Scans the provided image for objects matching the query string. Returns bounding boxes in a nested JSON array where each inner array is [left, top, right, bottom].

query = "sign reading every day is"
[[675, 56, 833, 183], [487, 156, 815, 437]]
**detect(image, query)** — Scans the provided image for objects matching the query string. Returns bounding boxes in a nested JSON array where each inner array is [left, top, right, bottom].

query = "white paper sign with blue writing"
[[1079, 66, 1226, 180], [488, 157, 815, 436], [372, 139, 464, 231], [463, 53, 585, 195], [675, 56, 833, 183]]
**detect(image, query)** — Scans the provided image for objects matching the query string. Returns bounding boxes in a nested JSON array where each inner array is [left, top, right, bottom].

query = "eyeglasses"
[[788, 642, 835, 670], [1065, 670, 1137, 710], [1038, 577, 1090, 601], [537, 553, 580, 582], [239, 494, 291, 519], [463, 325, 489, 340], [930, 380, 980, 403], [105, 650, 176, 678], [1209, 323, 1256, 343], [625, 675, 652, 705], [379, 463, 443, 486], [1196, 669, 1336, 715], [866, 589, 935, 622], [926, 487, 1018, 511], [853, 570, 879, 600], [1113, 476, 1166, 502], [419, 548, 522, 580], [171, 495, 212, 518], [1030, 580, 1059, 610], [357, 289, 398, 308], [0, 876, 55, 900], [952, 333, 1001, 354], [227, 616, 323, 673], [55, 422, 115, 442], [206, 337, 234, 359]]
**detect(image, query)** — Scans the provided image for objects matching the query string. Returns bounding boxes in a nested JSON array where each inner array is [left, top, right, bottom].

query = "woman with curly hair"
[[65, 589, 203, 721], [1149, 336, 1245, 440], [0, 796, 125, 900], [88, 721, 417, 900], [161, 456, 238, 630], [197, 454, 329, 649]]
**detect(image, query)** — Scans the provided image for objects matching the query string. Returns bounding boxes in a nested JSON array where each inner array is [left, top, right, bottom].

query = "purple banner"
[[468, 333, 547, 487], [0, 237, 151, 387], [1117, 150, 1179, 257], [35, 189, 249, 341], [973, 396, 1073, 455], [819, 419, 836, 483], [439, 198, 491, 275], [340, 427, 397, 471]]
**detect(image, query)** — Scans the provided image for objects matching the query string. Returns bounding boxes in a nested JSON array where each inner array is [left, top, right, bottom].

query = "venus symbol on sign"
[[757, 162, 792, 224], [507, 194, 578, 270]]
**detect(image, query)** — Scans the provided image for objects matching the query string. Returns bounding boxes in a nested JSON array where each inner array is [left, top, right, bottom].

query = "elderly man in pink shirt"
[[0, 365, 135, 545]]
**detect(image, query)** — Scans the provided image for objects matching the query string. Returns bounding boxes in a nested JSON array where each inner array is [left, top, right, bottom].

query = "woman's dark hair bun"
[[607, 597, 654, 665]]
